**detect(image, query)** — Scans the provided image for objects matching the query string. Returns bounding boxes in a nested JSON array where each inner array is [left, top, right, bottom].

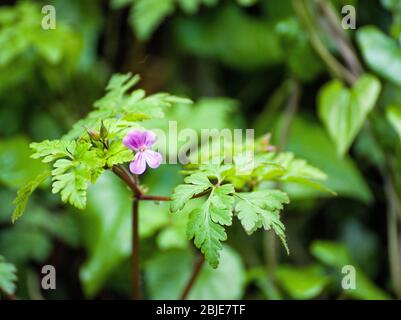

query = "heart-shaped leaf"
[[318, 74, 381, 156]]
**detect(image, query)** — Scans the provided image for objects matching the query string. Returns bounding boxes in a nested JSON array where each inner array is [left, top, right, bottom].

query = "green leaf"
[[146, 245, 245, 299], [188, 245, 245, 299], [386, 104, 401, 143], [187, 185, 235, 268], [146, 249, 193, 299], [129, 0, 222, 40], [187, 207, 226, 268], [235, 190, 289, 253], [170, 172, 212, 212], [310, 240, 351, 268], [130, 0, 175, 40], [103, 140, 134, 168], [0, 136, 49, 189], [177, 0, 219, 14], [64, 73, 191, 139], [52, 171, 88, 209], [275, 17, 323, 82], [276, 265, 329, 300], [0, 2, 81, 69], [246, 267, 283, 299], [280, 116, 372, 202], [174, 5, 283, 70], [0, 256, 17, 296], [51, 142, 105, 209], [156, 212, 188, 250], [31, 139, 75, 163], [257, 152, 328, 183], [31, 139, 106, 210], [318, 74, 381, 156], [252, 152, 330, 195], [357, 26, 401, 87], [12, 171, 50, 222]]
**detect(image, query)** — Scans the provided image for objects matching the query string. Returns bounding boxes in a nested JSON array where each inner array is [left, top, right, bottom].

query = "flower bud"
[[87, 129, 101, 141], [100, 121, 108, 139]]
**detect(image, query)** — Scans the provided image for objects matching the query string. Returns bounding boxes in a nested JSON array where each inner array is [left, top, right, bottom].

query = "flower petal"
[[143, 150, 162, 168], [123, 130, 142, 150], [142, 130, 157, 148], [129, 152, 147, 174], [123, 130, 157, 150]]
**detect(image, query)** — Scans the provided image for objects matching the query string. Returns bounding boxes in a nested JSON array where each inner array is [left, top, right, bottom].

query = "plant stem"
[[314, 0, 363, 77], [179, 255, 205, 300], [139, 194, 171, 201], [112, 165, 142, 299], [132, 198, 141, 300], [112, 165, 143, 196], [278, 78, 301, 151], [264, 232, 277, 279], [292, 0, 357, 85]]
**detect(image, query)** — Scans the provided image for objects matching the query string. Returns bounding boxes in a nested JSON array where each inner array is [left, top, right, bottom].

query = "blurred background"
[[0, 0, 400, 300]]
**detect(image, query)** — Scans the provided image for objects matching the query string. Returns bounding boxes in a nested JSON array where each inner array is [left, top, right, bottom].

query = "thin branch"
[[139, 195, 171, 201], [112, 165, 143, 299], [292, 0, 357, 85], [132, 198, 141, 300], [278, 78, 301, 150], [315, 0, 363, 77], [179, 255, 205, 300], [112, 165, 143, 196]]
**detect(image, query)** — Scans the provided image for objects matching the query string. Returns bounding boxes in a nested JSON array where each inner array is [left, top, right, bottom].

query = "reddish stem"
[[132, 199, 141, 300], [139, 195, 171, 201], [112, 165, 143, 196], [179, 255, 205, 300]]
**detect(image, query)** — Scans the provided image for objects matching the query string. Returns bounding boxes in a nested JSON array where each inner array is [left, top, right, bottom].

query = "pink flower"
[[123, 130, 162, 175]]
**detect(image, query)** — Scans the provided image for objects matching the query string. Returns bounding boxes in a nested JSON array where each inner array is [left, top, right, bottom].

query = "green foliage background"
[[0, 0, 400, 300]]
